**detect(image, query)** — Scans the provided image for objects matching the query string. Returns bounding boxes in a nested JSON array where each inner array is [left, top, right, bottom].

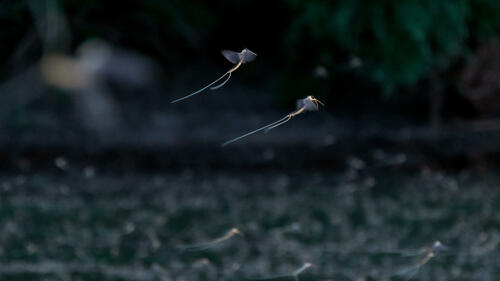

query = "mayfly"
[[171, 48, 257, 103], [222, 96, 324, 147], [178, 228, 243, 252], [372, 240, 449, 257], [394, 241, 449, 281], [254, 262, 313, 281]]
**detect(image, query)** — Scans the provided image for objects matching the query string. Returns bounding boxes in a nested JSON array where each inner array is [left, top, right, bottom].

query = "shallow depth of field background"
[[1, 1, 500, 281]]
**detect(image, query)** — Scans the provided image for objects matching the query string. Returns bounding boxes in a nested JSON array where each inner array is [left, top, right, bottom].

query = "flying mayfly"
[[222, 96, 324, 146], [366, 240, 449, 257], [393, 241, 449, 281], [170, 48, 257, 103], [177, 228, 243, 252], [253, 262, 313, 281]]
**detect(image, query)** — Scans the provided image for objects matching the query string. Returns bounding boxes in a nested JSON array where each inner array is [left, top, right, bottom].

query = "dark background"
[[2, 0, 500, 169], [0, 1, 499, 281]]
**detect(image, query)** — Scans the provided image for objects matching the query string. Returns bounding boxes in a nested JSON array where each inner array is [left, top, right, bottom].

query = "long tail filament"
[[171, 72, 229, 103], [210, 72, 232, 90], [222, 115, 291, 147], [263, 115, 292, 133]]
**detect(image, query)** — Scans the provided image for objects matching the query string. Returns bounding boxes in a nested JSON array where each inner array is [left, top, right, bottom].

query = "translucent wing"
[[431, 241, 449, 253], [241, 48, 257, 63], [303, 98, 320, 111], [296, 98, 306, 110], [221, 50, 241, 64]]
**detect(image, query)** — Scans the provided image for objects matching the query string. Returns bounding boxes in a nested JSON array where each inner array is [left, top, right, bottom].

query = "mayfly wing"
[[431, 241, 449, 253], [241, 48, 257, 63], [221, 49, 241, 64], [302, 97, 320, 111], [296, 98, 306, 110]]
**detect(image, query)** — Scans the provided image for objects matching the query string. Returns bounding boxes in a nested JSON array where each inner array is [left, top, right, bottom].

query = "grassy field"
[[0, 168, 498, 281]]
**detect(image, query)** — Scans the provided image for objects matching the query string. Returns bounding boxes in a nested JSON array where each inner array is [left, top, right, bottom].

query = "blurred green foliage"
[[2, 0, 500, 101], [284, 0, 500, 95]]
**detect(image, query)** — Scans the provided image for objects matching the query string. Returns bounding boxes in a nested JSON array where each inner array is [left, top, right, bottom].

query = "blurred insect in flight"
[[178, 228, 243, 252], [255, 262, 313, 281], [222, 96, 324, 146], [394, 241, 449, 281], [170, 48, 257, 103], [2, 0, 158, 136]]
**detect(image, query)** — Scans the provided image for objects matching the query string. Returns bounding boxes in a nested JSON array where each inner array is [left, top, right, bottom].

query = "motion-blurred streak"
[[253, 262, 313, 281], [0, 261, 162, 280], [394, 241, 449, 281], [177, 228, 243, 252], [374, 240, 450, 258], [343, 240, 451, 258]]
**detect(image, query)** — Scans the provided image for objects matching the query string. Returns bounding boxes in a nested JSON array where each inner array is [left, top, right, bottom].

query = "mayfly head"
[[230, 228, 243, 237], [308, 96, 325, 107], [300, 95, 324, 111]]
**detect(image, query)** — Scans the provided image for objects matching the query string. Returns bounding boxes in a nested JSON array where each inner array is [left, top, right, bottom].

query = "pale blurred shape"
[[312, 65, 328, 78]]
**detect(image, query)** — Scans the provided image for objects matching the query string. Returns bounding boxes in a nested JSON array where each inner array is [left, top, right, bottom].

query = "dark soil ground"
[[0, 167, 498, 281]]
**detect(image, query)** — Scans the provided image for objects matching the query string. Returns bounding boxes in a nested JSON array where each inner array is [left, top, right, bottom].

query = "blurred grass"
[[0, 169, 498, 280]]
